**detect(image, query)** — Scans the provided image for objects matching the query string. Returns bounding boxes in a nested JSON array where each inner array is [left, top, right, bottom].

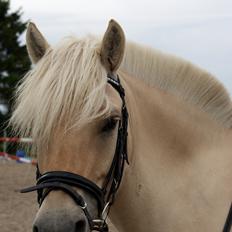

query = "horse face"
[[32, 82, 123, 232], [16, 19, 126, 232]]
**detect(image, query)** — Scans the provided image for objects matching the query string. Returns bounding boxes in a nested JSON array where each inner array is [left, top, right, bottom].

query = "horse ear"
[[100, 19, 125, 74], [26, 22, 50, 64]]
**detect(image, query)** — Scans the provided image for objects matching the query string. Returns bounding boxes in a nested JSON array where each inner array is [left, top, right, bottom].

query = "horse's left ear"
[[100, 19, 125, 74], [26, 22, 50, 64]]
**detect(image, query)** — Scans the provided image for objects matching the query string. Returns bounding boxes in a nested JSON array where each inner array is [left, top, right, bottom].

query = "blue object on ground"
[[16, 150, 26, 163]]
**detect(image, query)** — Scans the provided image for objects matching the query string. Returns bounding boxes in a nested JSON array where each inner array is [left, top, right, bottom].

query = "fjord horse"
[[11, 20, 232, 231]]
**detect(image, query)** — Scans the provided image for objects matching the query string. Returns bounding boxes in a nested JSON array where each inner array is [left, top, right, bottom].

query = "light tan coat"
[[10, 20, 232, 232]]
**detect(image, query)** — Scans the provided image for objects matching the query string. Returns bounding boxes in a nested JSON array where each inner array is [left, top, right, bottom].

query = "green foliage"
[[0, 0, 30, 134]]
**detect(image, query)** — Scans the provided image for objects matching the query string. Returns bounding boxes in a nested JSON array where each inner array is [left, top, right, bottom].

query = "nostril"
[[33, 225, 39, 232], [75, 220, 87, 232]]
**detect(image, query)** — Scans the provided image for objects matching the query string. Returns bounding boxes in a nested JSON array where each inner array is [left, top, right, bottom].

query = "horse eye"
[[101, 117, 119, 133]]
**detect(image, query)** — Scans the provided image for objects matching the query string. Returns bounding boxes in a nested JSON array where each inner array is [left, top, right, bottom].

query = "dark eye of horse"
[[101, 117, 119, 133]]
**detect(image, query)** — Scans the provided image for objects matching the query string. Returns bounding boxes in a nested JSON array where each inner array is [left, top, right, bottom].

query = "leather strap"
[[223, 202, 232, 232], [22, 171, 104, 212]]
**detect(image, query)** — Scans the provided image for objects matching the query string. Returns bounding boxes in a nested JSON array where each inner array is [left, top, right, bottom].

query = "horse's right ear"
[[100, 19, 125, 74], [26, 22, 50, 64]]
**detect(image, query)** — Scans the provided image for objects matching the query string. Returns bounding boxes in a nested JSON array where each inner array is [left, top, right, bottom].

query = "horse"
[[10, 19, 232, 232]]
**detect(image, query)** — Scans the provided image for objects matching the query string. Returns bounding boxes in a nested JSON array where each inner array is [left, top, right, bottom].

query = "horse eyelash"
[[101, 117, 119, 133]]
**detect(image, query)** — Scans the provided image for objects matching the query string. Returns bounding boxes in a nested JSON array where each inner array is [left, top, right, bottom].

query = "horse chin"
[[32, 190, 97, 232]]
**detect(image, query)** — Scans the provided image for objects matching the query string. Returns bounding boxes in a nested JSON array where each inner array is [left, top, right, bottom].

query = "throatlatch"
[[20, 74, 129, 232]]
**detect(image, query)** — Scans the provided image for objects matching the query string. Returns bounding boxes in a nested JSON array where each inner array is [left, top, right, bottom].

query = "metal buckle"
[[92, 219, 108, 232], [102, 202, 110, 221], [90, 202, 111, 231], [80, 201, 87, 210]]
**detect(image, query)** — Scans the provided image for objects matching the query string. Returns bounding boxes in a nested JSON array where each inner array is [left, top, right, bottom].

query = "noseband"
[[20, 74, 129, 232]]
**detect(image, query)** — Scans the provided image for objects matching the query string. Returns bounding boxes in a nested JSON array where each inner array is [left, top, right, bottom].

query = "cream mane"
[[10, 36, 111, 150], [10, 35, 232, 150], [121, 41, 232, 128]]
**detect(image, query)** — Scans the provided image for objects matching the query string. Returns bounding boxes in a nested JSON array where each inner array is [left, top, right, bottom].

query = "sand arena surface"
[[0, 160, 37, 232]]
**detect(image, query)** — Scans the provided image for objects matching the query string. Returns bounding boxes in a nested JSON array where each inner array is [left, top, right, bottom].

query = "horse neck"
[[110, 71, 232, 232]]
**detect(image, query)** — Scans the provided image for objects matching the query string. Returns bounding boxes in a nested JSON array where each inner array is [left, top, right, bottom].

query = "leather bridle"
[[20, 74, 129, 232]]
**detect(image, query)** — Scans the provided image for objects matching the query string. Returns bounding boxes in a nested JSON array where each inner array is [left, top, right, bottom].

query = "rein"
[[20, 74, 129, 232]]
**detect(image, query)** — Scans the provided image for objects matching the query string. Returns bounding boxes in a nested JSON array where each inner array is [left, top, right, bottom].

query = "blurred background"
[[0, 1, 231, 231], [11, 0, 232, 86], [1, 0, 232, 129]]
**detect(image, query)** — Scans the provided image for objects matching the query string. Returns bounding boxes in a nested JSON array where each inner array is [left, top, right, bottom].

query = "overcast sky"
[[11, 0, 232, 95]]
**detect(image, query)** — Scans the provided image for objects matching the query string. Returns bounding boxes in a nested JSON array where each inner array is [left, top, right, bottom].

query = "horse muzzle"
[[32, 190, 93, 232]]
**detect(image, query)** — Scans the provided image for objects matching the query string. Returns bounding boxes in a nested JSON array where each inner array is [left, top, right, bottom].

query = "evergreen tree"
[[0, 0, 30, 133]]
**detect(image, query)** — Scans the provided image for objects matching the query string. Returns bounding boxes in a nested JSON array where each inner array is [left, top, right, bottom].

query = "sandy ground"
[[0, 159, 37, 232], [0, 159, 118, 232]]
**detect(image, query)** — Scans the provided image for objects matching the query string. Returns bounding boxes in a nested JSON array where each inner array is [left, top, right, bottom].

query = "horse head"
[[15, 20, 128, 232]]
